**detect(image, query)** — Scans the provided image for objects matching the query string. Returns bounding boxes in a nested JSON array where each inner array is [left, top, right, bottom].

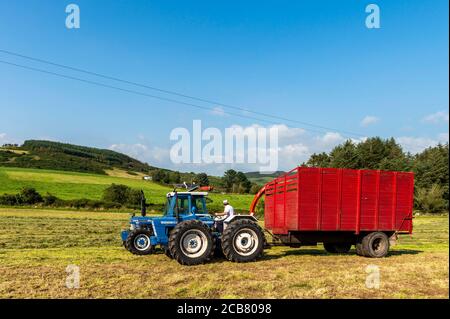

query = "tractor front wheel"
[[126, 229, 154, 255], [221, 219, 265, 262], [169, 220, 215, 265]]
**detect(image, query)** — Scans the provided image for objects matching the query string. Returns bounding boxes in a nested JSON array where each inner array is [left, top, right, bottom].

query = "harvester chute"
[[249, 185, 265, 216]]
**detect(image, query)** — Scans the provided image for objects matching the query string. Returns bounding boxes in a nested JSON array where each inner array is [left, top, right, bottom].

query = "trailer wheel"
[[324, 243, 352, 254], [361, 232, 390, 258], [169, 220, 215, 266], [355, 241, 365, 256], [126, 229, 154, 255], [221, 219, 265, 262]]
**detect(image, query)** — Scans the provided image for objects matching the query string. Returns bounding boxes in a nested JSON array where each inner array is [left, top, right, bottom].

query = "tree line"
[[150, 168, 260, 194], [304, 137, 449, 213], [0, 184, 154, 210]]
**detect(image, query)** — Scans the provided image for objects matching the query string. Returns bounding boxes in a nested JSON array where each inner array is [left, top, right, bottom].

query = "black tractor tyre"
[[123, 240, 132, 252], [214, 237, 224, 258], [221, 219, 265, 262], [126, 229, 154, 255], [164, 246, 173, 259], [355, 241, 365, 256], [361, 232, 390, 258], [169, 220, 215, 266], [324, 243, 352, 254], [323, 243, 337, 253]]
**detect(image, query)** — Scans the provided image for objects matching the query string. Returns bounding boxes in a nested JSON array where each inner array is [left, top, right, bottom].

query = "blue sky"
[[0, 0, 448, 174]]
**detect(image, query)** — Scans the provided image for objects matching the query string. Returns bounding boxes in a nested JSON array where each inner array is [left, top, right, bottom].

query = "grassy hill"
[[245, 170, 285, 185], [0, 140, 155, 175], [0, 140, 257, 212], [0, 166, 254, 213]]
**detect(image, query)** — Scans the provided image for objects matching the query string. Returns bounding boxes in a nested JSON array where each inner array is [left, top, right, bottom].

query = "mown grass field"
[[0, 208, 447, 298], [0, 166, 254, 212]]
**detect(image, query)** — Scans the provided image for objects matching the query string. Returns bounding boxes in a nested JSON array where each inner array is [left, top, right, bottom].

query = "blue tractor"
[[121, 188, 265, 265]]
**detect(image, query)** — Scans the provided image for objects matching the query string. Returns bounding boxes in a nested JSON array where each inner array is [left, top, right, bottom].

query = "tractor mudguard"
[[224, 215, 259, 224], [121, 230, 129, 241]]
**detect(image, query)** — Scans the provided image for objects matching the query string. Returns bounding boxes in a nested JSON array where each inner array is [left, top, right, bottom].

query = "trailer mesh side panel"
[[298, 168, 320, 231], [321, 169, 340, 230], [340, 169, 359, 231], [360, 170, 378, 231], [264, 167, 414, 234], [379, 171, 395, 230]]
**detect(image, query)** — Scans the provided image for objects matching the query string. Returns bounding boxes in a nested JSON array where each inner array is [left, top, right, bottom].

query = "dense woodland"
[[304, 137, 449, 213]]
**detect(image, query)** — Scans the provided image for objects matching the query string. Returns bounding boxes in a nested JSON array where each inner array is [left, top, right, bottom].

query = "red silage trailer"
[[249, 167, 414, 257]]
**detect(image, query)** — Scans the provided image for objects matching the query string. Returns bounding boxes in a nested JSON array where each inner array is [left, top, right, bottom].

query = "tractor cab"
[[163, 191, 210, 218], [121, 191, 215, 254]]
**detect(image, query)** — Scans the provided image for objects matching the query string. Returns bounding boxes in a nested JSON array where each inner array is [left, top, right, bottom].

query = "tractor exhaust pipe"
[[140, 190, 147, 217]]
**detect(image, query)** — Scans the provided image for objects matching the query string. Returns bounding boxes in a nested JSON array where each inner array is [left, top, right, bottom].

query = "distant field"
[[0, 208, 447, 298], [247, 176, 276, 185], [0, 166, 254, 212]]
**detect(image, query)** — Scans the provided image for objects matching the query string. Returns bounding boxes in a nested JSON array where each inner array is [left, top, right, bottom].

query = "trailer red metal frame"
[[250, 167, 414, 237]]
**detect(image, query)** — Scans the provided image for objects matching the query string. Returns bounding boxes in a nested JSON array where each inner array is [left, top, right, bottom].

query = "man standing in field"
[[214, 200, 235, 232]]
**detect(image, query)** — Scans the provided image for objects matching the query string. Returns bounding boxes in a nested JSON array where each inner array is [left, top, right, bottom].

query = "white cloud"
[[108, 125, 324, 174], [0, 133, 20, 145], [437, 132, 449, 143], [396, 136, 439, 154], [316, 132, 345, 146], [109, 143, 169, 165], [210, 106, 226, 117], [396, 132, 449, 154], [278, 143, 310, 168], [360, 116, 379, 127], [422, 111, 449, 124], [110, 125, 448, 175]]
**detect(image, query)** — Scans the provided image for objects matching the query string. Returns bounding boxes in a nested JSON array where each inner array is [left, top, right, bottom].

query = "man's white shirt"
[[224, 204, 235, 222]]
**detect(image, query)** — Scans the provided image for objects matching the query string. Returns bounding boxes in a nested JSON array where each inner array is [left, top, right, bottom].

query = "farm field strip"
[[0, 208, 447, 298], [0, 167, 255, 211]]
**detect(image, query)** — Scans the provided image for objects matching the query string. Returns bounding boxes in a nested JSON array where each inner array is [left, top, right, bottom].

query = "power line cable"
[[0, 49, 365, 138], [2, 59, 351, 137]]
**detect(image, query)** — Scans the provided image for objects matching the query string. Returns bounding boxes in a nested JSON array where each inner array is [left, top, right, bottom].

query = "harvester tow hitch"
[[263, 228, 284, 248]]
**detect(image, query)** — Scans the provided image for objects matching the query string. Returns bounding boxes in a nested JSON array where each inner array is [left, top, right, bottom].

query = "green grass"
[[0, 209, 447, 298], [247, 176, 276, 185], [0, 166, 254, 212]]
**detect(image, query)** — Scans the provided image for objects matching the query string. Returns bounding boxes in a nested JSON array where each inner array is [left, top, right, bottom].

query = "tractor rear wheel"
[[164, 246, 173, 259], [126, 229, 154, 255], [214, 237, 224, 258], [169, 220, 215, 265], [324, 243, 352, 254], [221, 219, 265, 262]]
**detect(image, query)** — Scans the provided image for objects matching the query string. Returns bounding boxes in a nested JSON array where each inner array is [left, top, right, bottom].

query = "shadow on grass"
[[260, 247, 423, 260], [387, 249, 423, 256], [143, 246, 423, 264]]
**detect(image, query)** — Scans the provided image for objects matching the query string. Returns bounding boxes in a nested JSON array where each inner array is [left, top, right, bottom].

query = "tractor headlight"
[[130, 223, 136, 231]]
